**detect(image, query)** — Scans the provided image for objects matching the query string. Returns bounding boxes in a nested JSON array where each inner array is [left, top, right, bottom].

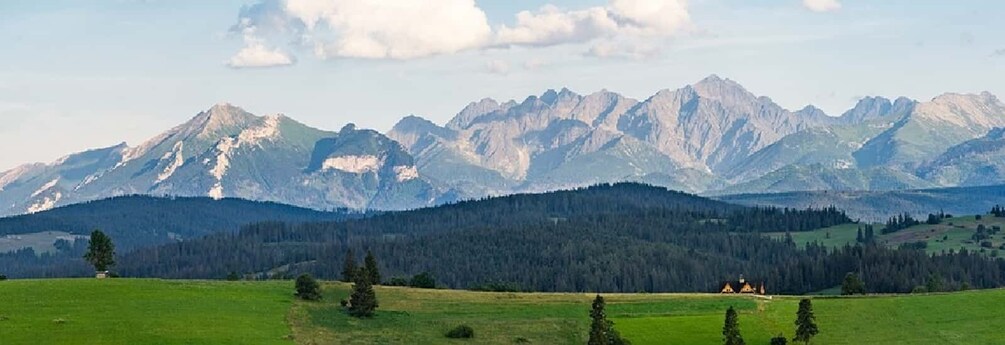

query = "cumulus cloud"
[[230, 0, 491, 63], [803, 0, 841, 12], [227, 0, 691, 67], [495, 0, 690, 47], [227, 28, 295, 68]]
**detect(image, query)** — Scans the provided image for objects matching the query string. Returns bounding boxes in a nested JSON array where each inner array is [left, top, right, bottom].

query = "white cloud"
[[495, 0, 690, 47], [231, 0, 492, 63], [227, 0, 690, 67], [227, 29, 295, 68], [803, 0, 841, 12]]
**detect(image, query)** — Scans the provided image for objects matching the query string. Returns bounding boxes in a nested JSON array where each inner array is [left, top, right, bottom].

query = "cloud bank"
[[228, 0, 692, 67]]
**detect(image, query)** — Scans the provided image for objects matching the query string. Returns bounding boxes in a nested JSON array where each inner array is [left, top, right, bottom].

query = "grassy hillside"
[[771, 215, 1005, 255], [2, 279, 1003, 344]]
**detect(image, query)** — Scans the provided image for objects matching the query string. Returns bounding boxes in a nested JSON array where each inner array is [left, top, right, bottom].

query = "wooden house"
[[719, 276, 766, 295]]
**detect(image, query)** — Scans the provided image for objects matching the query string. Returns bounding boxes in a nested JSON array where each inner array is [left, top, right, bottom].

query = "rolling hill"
[[0, 195, 357, 278]]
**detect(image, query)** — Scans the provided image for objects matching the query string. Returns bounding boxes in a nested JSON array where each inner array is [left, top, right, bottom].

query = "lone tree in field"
[[295, 273, 322, 301], [840, 272, 866, 295], [83, 230, 115, 273], [347, 270, 378, 317], [341, 249, 357, 282], [723, 306, 745, 345], [793, 299, 818, 344], [587, 295, 630, 345], [363, 250, 381, 285]]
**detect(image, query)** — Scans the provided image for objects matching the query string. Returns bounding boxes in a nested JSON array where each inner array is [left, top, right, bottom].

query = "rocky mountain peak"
[[182, 103, 260, 140], [692, 74, 754, 102], [447, 98, 503, 130]]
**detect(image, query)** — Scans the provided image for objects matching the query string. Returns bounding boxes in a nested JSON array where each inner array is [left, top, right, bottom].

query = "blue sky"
[[1, 0, 1003, 171]]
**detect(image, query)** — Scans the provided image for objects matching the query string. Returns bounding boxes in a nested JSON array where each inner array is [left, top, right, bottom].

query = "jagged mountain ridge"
[[0, 104, 440, 216], [2, 76, 1004, 216]]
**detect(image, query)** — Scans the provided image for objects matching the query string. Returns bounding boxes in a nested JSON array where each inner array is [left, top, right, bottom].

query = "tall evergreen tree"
[[83, 230, 115, 272], [723, 306, 745, 345], [587, 295, 629, 345], [794, 299, 819, 344], [348, 271, 378, 317], [363, 250, 381, 285], [588, 295, 611, 345], [341, 249, 357, 282]]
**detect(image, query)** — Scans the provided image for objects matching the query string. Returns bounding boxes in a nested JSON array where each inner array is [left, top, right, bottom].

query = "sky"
[[1, 0, 1003, 172]]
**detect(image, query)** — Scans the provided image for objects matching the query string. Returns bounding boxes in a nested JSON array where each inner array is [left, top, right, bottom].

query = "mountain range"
[[1, 75, 1003, 216]]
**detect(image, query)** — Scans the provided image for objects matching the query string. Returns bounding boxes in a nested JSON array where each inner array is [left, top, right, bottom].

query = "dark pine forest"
[[111, 183, 1005, 294]]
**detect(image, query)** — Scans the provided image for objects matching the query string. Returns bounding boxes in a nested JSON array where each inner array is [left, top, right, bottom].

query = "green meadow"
[[2, 279, 1004, 344], [769, 215, 1005, 255]]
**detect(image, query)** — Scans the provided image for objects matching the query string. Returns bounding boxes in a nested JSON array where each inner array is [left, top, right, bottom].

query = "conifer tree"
[[588, 295, 611, 345], [348, 270, 378, 317], [723, 306, 745, 345], [341, 249, 357, 282], [793, 299, 818, 344], [363, 250, 381, 285], [83, 230, 115, 272]]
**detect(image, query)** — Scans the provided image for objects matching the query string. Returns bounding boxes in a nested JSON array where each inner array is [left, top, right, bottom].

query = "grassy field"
[[0, 279, 294, 345], [294, 283, 1005, 345], [768, 215, 1005, 255], [2, 279, 1005, 344]]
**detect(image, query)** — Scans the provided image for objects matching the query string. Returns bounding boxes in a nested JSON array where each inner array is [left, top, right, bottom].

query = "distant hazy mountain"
[[719, 184, 1005, 222], [918, 127, 1005, 186], [2, 76, 1004, 215]]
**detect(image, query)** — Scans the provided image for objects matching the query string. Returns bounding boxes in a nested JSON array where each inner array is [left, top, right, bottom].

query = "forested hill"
[[0, 195, 358, 250], [123, 183, 1005, 296]]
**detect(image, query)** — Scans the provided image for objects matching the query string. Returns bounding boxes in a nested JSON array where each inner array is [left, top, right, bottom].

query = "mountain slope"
[[0, 104, 445, 216], [4, 77, 1005, 214], [854, 92, 1005, 169], [918, 127, 1005, 186], [389, 75, 831, 194]]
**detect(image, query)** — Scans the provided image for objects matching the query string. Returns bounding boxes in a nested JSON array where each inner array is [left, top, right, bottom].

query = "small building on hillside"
[[719, 276, 765, 295]]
